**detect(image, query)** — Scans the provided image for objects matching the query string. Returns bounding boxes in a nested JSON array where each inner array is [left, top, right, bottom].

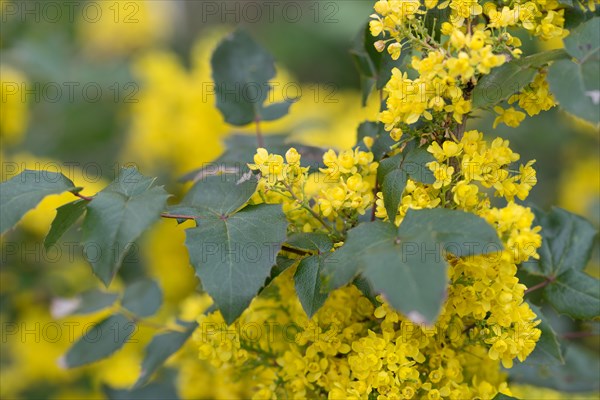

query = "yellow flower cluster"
[[375, 131, 538, 227], [249, 147, 378, 233], [377, 24, 506, 130]]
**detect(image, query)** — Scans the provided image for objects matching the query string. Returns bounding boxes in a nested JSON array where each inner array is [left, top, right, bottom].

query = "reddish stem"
[[524, 276, 556, 295]]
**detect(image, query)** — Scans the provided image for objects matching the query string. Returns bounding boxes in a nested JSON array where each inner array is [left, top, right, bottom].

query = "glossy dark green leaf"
[[171, 173, 257, 218], [523, 207, 597, 277], [133, 321, 197, 388], [51, 289, 119, 318], [211, 30, 275, 125], [82, 168, 169, 286], [294, 255, 329, 317], [322, 221, 397, 290], [122, 278, 162, 318], [185, 204, 288, 324], [473, 49, 569, 108], [544, 269, 600, 319], [44, 199, 87, 249], [62, 314, 135, 368], [548, 18, 600, 124], [323, 208, 502, 323], [508, 344, 600, 392], [0, 170, 75, 234], [378, 148, 435, 221], [285, 232, 333, 254]]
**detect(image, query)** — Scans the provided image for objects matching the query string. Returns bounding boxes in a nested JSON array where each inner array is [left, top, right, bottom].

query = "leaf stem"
[[73, 192, 93, 201], [281, 244, 312, 257], [160, 213, 198, 220], [524, 276, 556, 295]]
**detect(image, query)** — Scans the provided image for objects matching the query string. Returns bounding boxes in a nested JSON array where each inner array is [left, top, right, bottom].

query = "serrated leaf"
[[62, 314, 135, 368], [82, 168, 169, 286], [134, 321, 197, 389], [378, 148, 435, 221], [397, 208, 504, 256], [171, 173, 257, 218], [525, 303, 565, 365], [548, 18, 600, 124], [544, 269, 600, 319], [51, 289, 119, 318], [0, 170, 75, 234], [323, 208, 502, 323], [44, 200, 87, 249], [259, 101, 293, 121], [122, 278, 162, 318], [473, 49, 569, 108], [211, 30, 276, 126], [523, 207, 597, 277], [508, 344, 600, 392], [294, 255, 329, 317], [185, 204, 288, 324]]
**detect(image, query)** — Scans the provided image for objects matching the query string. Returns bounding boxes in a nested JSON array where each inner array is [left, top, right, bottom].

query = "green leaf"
[[323, 208, 502, 323], [548, 18, 600, 124], [211, 29, 276, 126], [523, 207, 597, 277], [122, 278, 162, 318], [44, 200, 87, 249], [378, 148, 435, 221], [51, 289, 119, 318], [82, 168, 170, 286], [0, 170, 75, 234], [62, 314, 135, 368], [563, 16, 600, 62], [185, 204, 288, 324], [473, 49, 569, 108], [397, 208, 504, 256], [171, 173, 257, 218], [294, 255, 329, 317], [508, 344, 600, 392], [285, 232, 333, 254], [259, 101, 294, 122], [322, 221, 397, 290], [133, 321, 197, 389], [525, 303, 565, 365], [544, 269, 600, 319]]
